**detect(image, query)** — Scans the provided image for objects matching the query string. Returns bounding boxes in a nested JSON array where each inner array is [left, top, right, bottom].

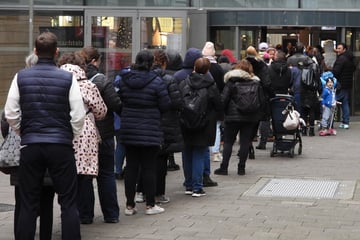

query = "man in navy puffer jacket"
[[5, 32, 85, 240]]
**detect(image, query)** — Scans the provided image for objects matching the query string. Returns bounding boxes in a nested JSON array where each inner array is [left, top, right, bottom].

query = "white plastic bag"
[[283, 110, 300, 130]]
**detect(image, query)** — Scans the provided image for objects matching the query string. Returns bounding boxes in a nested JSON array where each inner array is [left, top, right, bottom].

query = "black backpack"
[[232, 80, 264, 113], [299, 59, 320, 91], [180, 83, 209, 130]]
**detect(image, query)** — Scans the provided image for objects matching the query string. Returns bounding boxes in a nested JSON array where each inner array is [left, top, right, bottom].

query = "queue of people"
[[1, 31, 356, 239]]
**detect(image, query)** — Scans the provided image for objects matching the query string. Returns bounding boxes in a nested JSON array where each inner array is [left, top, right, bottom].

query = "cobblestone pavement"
[[1, 121, 360, 240]]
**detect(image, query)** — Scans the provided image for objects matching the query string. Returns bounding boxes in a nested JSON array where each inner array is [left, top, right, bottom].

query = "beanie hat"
[[202, 41, 216, 56], [221, 49, 237, 63]]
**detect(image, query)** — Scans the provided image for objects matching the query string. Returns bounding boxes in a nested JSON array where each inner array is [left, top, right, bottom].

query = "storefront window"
[[90, 16, 133, 80], [210, 27, 236, 54], [0, 11, 84, 106], [140, 17, 183, 53]]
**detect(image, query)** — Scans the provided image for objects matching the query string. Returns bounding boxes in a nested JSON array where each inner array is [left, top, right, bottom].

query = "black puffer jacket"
[[269, 60, 292, 94], [246, 56, 274, 120], [222, 69, 263, 123], [153, 66, 184, 153], [86, 64, 122, 140], [179, 72, 222, 147], [118, 69, 171, 146], [332, 50, 355, 90]]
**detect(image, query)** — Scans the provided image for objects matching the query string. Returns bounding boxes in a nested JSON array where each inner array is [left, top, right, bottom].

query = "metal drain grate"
[[258, 179, 339, 198], [243, 178, 355, 200]]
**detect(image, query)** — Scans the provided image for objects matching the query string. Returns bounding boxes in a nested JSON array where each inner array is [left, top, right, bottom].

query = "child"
[[319, 77, 338, 136]]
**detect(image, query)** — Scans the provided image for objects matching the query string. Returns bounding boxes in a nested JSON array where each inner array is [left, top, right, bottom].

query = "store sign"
[[39, 26, 84, 47]]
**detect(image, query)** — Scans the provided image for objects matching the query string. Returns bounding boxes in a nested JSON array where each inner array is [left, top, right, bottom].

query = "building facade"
[[1, 0, 360, 115]]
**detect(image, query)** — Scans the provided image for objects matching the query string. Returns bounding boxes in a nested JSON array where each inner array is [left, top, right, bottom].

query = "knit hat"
[[202, 41, 216, 56], [221, 49, 237, 63]]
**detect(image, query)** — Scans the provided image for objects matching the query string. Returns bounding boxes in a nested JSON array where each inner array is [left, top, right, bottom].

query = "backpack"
[[298, 59, 319, 91], [232, 80, 263, 113], [180, 83, 209, 130]]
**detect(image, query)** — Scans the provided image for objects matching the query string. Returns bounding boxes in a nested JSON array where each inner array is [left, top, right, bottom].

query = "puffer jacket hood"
[[86, 63, 99, 79], [186, 72, 215, 89], [182, 48, 202, 68], [121, 70, 158, 89], [224, 69, 260, 83]]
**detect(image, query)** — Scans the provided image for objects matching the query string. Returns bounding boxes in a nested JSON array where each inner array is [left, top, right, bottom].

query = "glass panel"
[[86, 0, 188, 7], [91, 16, 133, 81], [0, 0, 83, 5], [140, 17, 183, 53], [199, 0, 297, 8], [302, 0, 360, 9], [210, 26, 236, 54], [0, 11, 84, 106]]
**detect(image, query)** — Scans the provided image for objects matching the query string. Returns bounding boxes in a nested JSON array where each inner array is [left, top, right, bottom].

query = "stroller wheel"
[[289, 148, 295, 158], [298, 145, 302, 155], [270, 151, 275, 157]]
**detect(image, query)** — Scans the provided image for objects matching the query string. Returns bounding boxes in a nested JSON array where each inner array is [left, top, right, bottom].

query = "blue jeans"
[[78, 137, 119, 222], [211, 121, 222, 153], [114, 134, 126, 174], [321, 106, 333, 128], [203, 147, 211, 176], [336, 89, 350, 124], [182, 146, 207, 191]]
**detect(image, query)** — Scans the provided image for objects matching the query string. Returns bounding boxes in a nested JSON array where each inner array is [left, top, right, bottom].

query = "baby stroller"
[[270, 94, 303, 158]]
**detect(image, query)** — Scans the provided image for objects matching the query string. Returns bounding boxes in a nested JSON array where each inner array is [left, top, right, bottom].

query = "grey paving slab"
[[1, 120, 360, 239]]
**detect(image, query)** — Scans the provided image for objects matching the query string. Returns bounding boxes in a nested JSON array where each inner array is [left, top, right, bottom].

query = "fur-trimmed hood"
[[224, 69, 260, 83]]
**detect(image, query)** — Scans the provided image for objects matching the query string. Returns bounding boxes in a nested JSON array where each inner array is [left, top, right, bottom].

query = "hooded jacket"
[[153, 66, 184, 153], [86, 63, 122, 139], [118, 69, 171, 146], [174, 48, 202, 83], [269, 60, 292, 94], [179, 72, 222, 147], [222, 69, 263, 123]]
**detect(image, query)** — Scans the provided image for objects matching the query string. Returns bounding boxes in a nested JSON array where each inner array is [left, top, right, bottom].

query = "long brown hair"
[[234, 59, 254, 76]]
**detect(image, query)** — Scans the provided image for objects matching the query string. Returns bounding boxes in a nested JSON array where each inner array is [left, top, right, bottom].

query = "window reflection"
[[141, 17, 182, 53]]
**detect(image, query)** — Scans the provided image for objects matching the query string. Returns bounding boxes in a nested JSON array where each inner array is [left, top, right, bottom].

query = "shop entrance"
[[210, 25, 360, 116], [84, 10, 187, 81]]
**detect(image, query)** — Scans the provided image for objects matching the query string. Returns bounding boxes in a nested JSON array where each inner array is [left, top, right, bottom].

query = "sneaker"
[[146, 205, 165, 215], [135, 192, 145, 203], [156, 195, 170, 204], [214, 167, 228, 175], [319, 129, 328, 136], [339, 123, 349, 129], [125, 207, 137, 216], [329, 128, 337, 136], [185, 188, 193, 195], [192, 189, 206, 197], [212, 152, 222, 162]]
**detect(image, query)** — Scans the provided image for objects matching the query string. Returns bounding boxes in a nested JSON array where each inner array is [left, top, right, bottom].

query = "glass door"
[[139, 12, 186, 55], [85, 10, 187, 81], [85, 11, 136, 81]]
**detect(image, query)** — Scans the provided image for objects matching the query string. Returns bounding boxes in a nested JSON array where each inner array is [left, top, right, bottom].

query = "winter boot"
[[167, 153, 180, 171], [308, 126, 315, 137], [203, 174, 218, 187]]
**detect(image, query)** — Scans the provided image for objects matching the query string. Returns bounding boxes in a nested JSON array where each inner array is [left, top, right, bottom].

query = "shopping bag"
[[283, 110, 300, 130], [0, 129, 21, 168]]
